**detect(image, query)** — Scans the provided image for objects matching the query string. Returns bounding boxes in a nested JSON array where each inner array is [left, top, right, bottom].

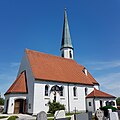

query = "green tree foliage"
[[116, 97, 120, 106], [48, 101, 65, 114], [0, 98, 4, 105]]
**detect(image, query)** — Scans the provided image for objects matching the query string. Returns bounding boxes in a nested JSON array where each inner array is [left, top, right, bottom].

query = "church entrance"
[[14, 99, 26, 114]]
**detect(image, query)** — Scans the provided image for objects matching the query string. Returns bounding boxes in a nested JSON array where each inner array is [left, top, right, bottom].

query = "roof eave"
[[35, 78, 94, 86], [86, 96, 116, 99], [4, 92, 28, 96]]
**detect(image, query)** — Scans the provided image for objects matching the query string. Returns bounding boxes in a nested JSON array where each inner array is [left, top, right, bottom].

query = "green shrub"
[[0, 98, 4, 105], [100, 105, 117, 112], [7, 116, 18, 120], [116, 97, 120, 106], [100, 105, 117, 117], [48, 101, 65, 114], [0, 116, 8, 119]]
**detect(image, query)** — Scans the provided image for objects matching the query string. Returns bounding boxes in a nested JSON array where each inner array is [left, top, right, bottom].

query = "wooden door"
[[14, 100, 20, 114]]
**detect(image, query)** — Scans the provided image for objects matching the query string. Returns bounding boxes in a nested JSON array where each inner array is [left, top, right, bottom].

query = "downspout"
[[86, 98, 88, 112], [67, 84, 70, 113], [93, 97, 96, 112]]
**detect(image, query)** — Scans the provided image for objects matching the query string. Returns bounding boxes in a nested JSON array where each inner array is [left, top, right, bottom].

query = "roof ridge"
[[25, 48, 77, 62]]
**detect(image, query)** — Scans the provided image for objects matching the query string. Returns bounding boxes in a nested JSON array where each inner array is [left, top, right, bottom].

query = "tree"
[[0, 98, 4, 105], [116, 97, 120, 106], [48, 101, 65, 114]]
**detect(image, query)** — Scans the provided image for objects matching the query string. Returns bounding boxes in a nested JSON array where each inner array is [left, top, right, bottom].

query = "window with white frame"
[[73, 86, 77, 97], [62, 51, 64, 57], [60, 86, 64, 96], [45, 85, 49, 96], [69, 51, 72, 58], [85, 87, 88, 96], [89, 102, 91, 106]]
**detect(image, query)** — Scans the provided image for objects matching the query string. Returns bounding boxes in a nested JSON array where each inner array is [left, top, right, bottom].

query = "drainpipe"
[[67, 84, 70, 113], [93, 97, 96, 112], [86, 98, 88, 112]]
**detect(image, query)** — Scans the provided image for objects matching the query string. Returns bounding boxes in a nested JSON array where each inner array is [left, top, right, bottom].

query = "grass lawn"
[[0, 116, 8, 119]]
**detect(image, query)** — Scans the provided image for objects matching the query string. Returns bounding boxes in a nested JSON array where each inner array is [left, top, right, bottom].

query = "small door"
[[14, 99, 25, 114]]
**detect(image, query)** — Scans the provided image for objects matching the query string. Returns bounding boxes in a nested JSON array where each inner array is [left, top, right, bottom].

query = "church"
[[4, 9, 116, 115]]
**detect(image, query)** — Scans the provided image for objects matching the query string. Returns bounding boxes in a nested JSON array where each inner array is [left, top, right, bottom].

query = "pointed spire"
[[60, 8, 73, 50]]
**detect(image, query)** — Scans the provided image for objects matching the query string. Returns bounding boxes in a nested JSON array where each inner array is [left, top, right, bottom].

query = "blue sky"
[[0, 0, 120, 98]]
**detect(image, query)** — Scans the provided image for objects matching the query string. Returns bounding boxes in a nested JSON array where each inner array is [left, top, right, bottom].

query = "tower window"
[[69, 51, 72, 58], [73, 86, 77, 97], [62, 52, 64, 57], [45, 85, 49, 96]]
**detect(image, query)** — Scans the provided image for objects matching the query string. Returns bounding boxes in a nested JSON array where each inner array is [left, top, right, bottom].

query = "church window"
[[85, 87, 88, 96], [110, 101, 115, 106], [100, 100, 103, 107], [62, 52, 64, 57], [89, 102, 91, 106], [60, 86, 64, 96], [106, 101, 110, 106], [69, 51, 72, 58], [73, 86, 77, 97], [45, 85, 49, 96]]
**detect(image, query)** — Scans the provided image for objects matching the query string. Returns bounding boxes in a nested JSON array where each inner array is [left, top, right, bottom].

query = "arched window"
[[69, 51, 72, 58], [45, 85, 49, 96], [85, 87, 88, 96], [100, 100, 103, 107], [73, 87, 77, 97], [110, 101, 115, 106], [106, 101, 110, 106], [62, 52, 64, 57], [60, 86, 64, 96]]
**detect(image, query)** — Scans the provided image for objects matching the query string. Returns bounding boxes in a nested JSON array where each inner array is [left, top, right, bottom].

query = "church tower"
[[60, 9, 74, 59]]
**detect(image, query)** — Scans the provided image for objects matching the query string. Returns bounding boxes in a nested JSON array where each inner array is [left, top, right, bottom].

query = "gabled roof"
[[26, 49, 99, 85], [86, 88, 116, 98], [5, 71, 27, 95]]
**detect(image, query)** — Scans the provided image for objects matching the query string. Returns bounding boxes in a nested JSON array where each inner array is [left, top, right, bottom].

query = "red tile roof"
[[26, 49, 99, 85], [86, 88, 116, 98], [5, 71, 27, 95]]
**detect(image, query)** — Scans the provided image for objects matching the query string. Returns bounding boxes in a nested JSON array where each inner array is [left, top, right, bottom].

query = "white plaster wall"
[[95, 98, 117, 111], [94, 84, 99, 90], [4, 94, 26, 114], [33, 81, 95, 114], [94, 99, 100, 111], [33, 81, 68, 115], [68, 84, 94, 112], [17, 52, 35, 114], [86, 98, 94, 112], [61, 48, 73, 59]]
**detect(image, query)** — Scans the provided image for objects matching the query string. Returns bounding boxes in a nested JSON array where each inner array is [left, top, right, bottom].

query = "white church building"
[[4, 9, 116, 115]]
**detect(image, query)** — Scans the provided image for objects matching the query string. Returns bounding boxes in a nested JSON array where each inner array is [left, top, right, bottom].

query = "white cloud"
[[81, 60, 120, 97], [96, 72, 120, 97], [84, 60, 120, 70]]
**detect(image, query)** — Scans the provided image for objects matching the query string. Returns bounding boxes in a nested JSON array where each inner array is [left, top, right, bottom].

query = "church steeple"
[[60, 8, 74, 59]]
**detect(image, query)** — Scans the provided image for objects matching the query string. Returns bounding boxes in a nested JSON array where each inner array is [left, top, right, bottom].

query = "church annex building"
[[4, 9, 116, 115]]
